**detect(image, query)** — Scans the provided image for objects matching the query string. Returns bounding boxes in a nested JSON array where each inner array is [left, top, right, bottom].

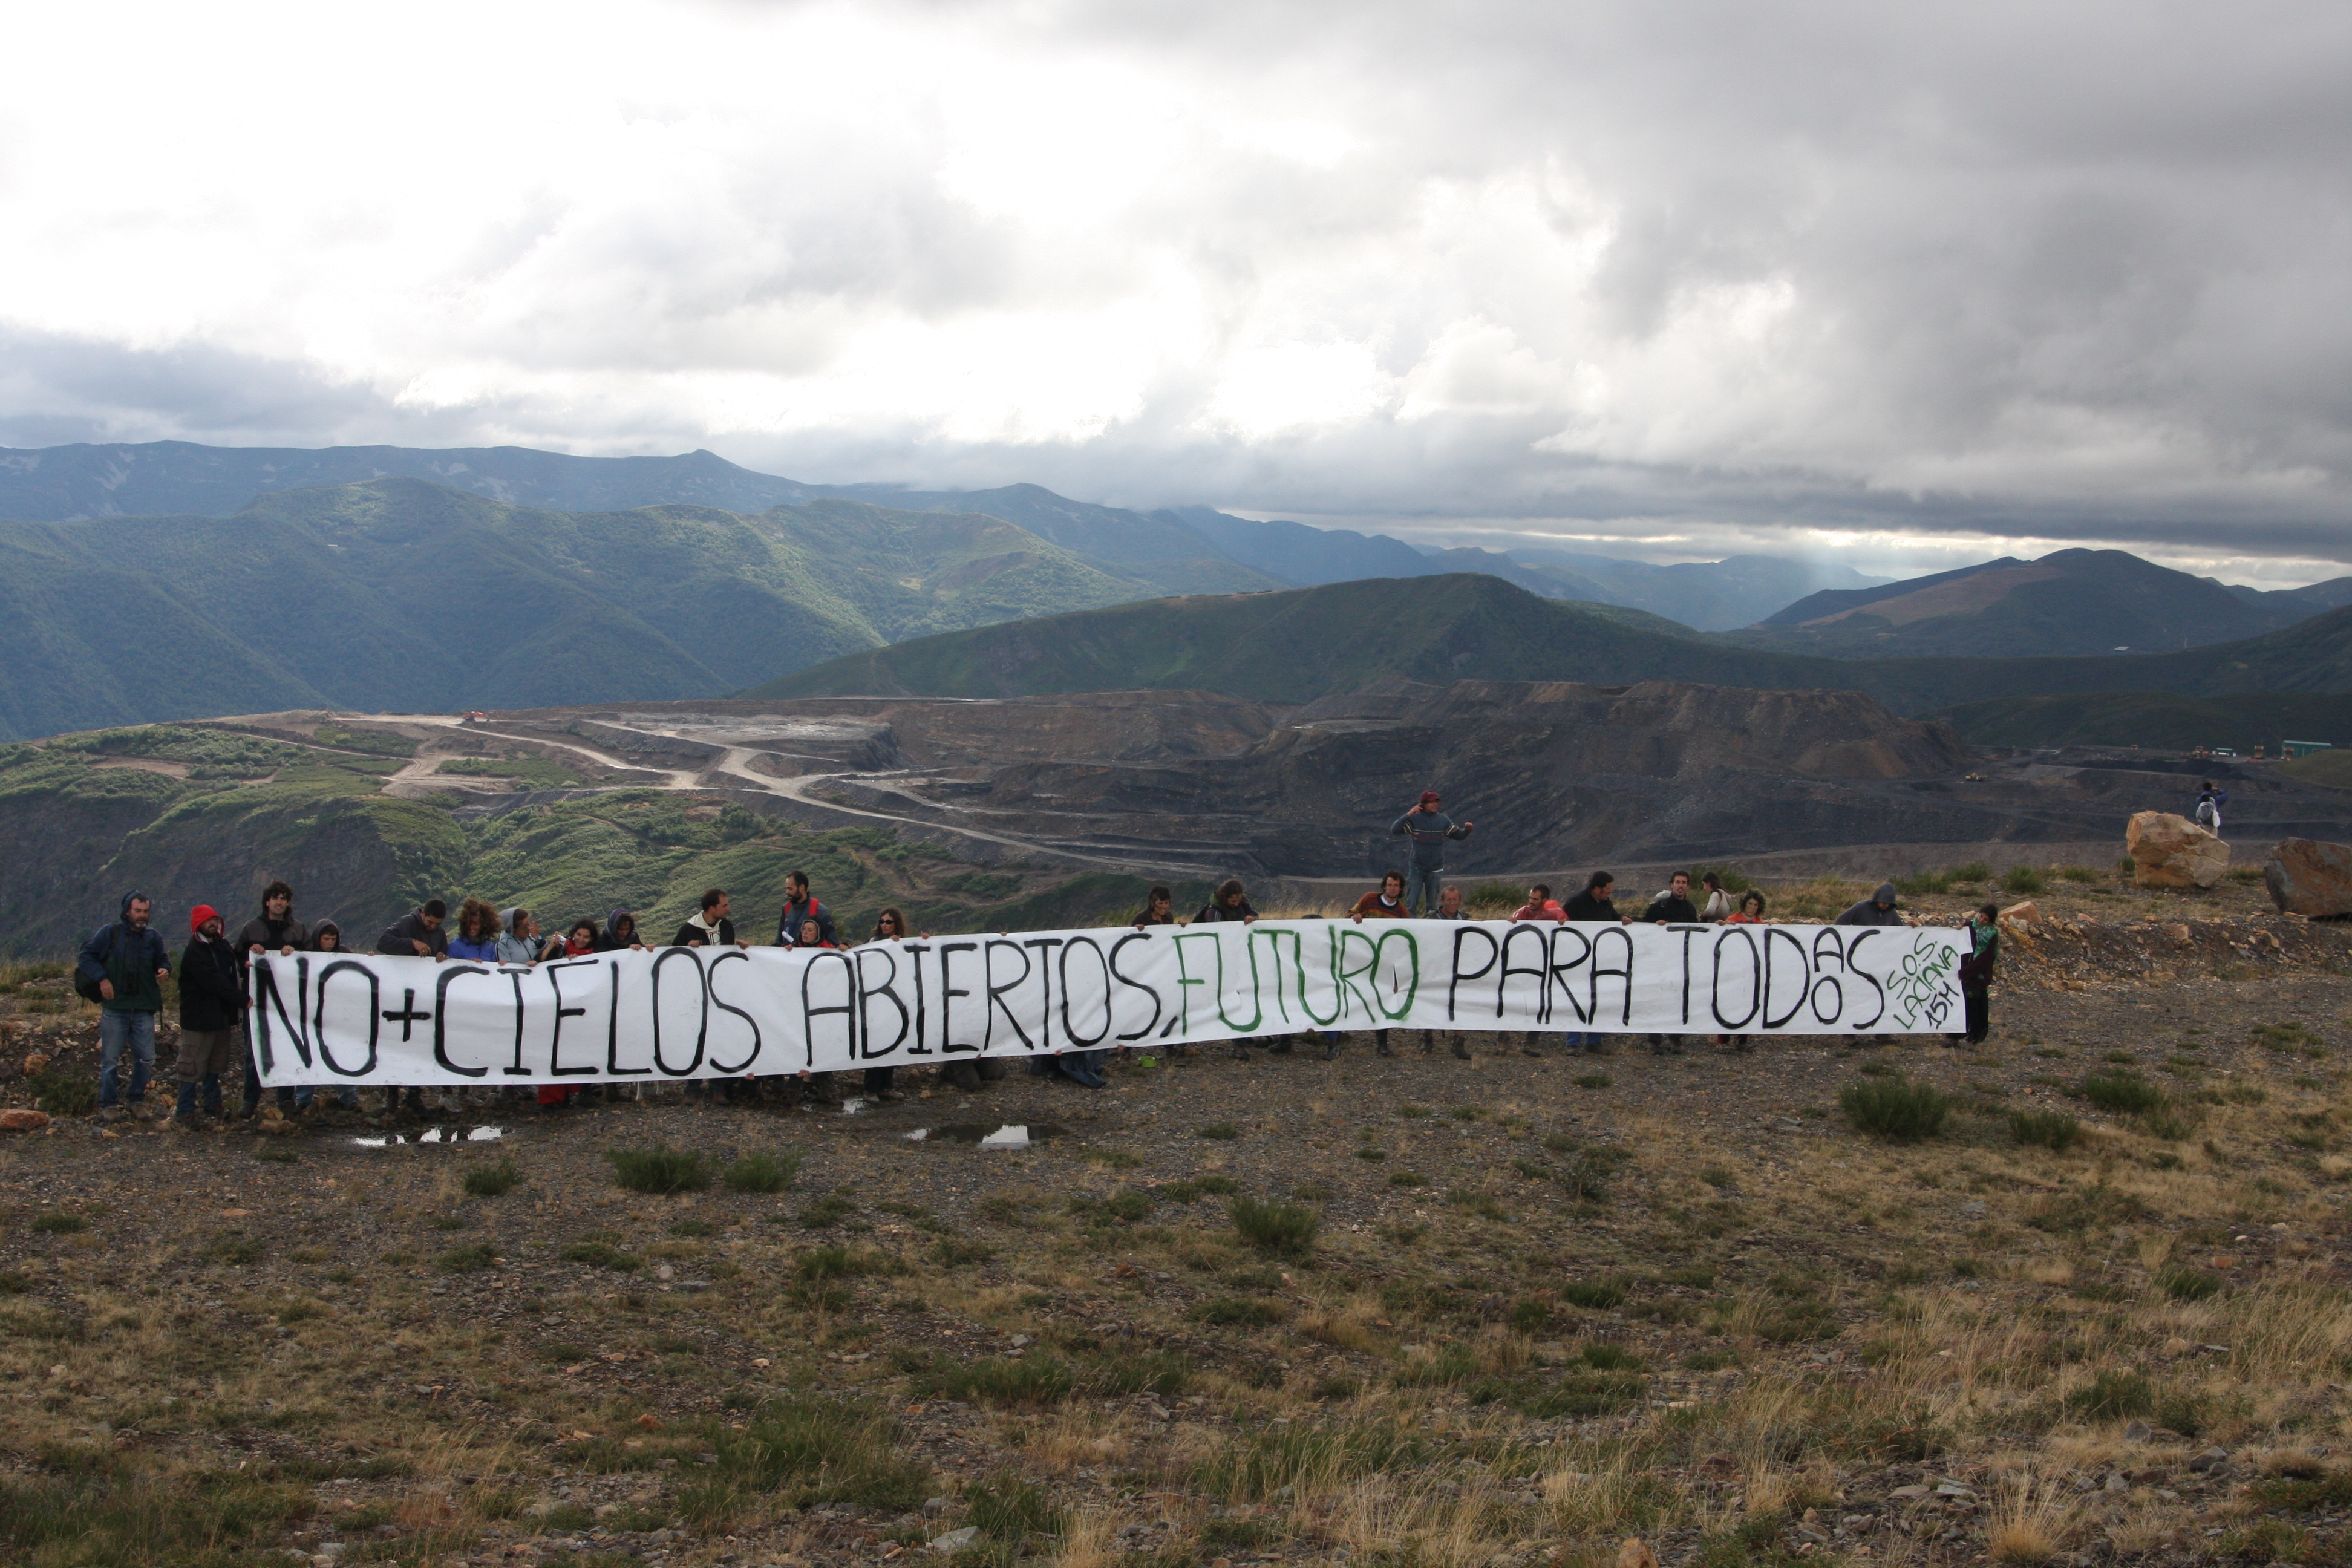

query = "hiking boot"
[[1322, 1038, 1340, 1061], [942, 1062, 984, 1092], [169, 1112, 199, 1134], [1374, 1034, 1393, 1057], [1231, 1042, 1252, 1061], [874, 1088, 907, 1103], [125, 1100, 154, 1122], [1269, 1037, 1293, 1055], [1454, 1037, 1474, 1061]]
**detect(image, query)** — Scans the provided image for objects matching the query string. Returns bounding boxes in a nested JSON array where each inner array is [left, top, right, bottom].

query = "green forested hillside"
[[745, 573, 2352, 714], [0, 479, 1278, 740]]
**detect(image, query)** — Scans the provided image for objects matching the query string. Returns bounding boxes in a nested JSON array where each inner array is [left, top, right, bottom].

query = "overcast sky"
[[4, 0, 2348, 583]]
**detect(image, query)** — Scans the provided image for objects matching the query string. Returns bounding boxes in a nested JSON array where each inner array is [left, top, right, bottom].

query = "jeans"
[[98, 1009, 156, 1107], [1407, 866, 1443, 918]]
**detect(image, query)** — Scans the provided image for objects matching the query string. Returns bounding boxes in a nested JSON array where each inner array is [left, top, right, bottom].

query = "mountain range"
[[749, 570, 2352, 725], [1727, 547, 2352, 658]]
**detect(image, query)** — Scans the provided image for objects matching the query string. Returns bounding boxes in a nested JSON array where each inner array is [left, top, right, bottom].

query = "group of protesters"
[[72, 789, 2001, 1129]]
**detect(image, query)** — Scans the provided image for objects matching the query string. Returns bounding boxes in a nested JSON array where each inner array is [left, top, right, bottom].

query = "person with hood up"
[[173, 904, 241, 1131], [77, 892, 171, 1122], [595, 909, 646, 952], [1835, 883, 1916, 928], [673, 889, 736, 947], [297, 921, 365, 1112], [1956, 903, 2000, 1046], [1390, 790, 1474, 918]]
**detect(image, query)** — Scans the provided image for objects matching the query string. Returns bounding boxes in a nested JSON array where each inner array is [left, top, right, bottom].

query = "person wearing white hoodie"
[[671, 889, 737, 947]]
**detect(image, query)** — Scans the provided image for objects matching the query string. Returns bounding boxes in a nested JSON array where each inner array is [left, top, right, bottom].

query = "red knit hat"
[[189, 904, 221, 934], [1419, 789, 1442, 804]]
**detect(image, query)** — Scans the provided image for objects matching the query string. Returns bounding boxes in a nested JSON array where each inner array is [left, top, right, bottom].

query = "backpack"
[[2194, 797, 2217, 828], [73, 924, 120, 1003]]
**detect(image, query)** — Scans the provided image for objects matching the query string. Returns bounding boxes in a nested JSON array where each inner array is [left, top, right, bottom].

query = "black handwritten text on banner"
[[249, 920, 1967, 1086]]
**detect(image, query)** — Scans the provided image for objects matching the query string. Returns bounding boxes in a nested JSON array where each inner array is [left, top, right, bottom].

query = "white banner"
[[249, 920, 1968, 1086]]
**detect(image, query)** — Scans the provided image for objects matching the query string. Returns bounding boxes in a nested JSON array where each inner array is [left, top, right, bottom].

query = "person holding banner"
[[1420, 884, 1475, 1061], [775, 872, 836, 948], [1639, 872, 1700, 1053], [1557, 873, 1623, 1052], [1958, 903, 2000, 1045], [172, 904, 240, 1131], [673, 889, 736, 947], [1348, 872, 1409, 1057], [1505, 884, 1565, 1057], [236, 882, 310, 1117], [1195, 880, 1266, 1060], [858, 909, 919, 1102]]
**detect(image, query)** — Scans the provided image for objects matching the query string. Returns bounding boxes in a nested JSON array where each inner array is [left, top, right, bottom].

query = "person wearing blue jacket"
[[77, 891, 172, 1122], [1391, 790, 1474, 917]]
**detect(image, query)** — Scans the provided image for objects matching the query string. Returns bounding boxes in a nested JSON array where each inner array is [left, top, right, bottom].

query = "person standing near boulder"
[[2194, 782, 2229, 834], [1956, 903, 1999, 1046], [174, 905, 240, 1131], [1391, 791, 1473, 917], [77, 892, 171, 1123]]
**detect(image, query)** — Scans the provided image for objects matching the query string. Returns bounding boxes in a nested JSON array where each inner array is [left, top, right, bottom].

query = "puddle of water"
[[911, 1122, 1065, 1148]]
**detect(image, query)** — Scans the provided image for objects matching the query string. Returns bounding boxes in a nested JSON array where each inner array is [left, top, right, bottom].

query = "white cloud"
[[0, 0, 2347, 572]]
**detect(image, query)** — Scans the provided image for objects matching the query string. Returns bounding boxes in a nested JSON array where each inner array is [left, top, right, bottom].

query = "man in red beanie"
[[174, 905, 241, 1131]]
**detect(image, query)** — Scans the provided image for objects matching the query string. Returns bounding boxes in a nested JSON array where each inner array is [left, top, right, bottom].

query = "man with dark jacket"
[[175, 905, 241, 1130], [235, 882, 311, 1116], [673, 889, 737, 947], [1636, 871, 1700, 1053], [1391, 791, 1474, 917], [77, 892, 172, 1122], [1555, 873, 1624, 1053], [1956, 903, 1999, 1046], [774, 872, 835, 947], [1835, 883, 1913, 927], [377, 900, 449, 958], [1641, 871, 1699, 925]]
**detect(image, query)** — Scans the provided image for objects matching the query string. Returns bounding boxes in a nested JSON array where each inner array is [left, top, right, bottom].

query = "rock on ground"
[[2128, 811, 2230, 889], [2265, 837, 2352, 918]]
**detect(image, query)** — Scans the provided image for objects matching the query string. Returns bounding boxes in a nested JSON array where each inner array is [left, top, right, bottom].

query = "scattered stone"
[[21, 1051, 50, 1077], [1615, 1539, 1658, 1568], [1999, 900, 2040, 925], [0, 1108, 52, 1131], [2127, 811, 2230, 889], [2123, 1420, 2152, 1442], [929, 1527, 979, 1552], [2264, 838, 2352, 918], [2190, 1449, 2231, 1472], [635, 1413, 663, 1431]]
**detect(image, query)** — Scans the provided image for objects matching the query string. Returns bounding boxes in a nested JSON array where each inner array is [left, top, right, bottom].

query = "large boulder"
[[2265, 838, 2352, 918], [2127, 811, 2231, 889]]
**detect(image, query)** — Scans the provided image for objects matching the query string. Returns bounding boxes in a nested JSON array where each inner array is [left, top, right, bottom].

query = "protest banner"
[[250, 918, 1967, 1086]]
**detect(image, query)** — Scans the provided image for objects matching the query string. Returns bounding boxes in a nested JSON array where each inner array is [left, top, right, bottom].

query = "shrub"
[[1195, 1122, 1240, 1140], [1950, 861, 1993, 883], [965, 1474, 1068, 1543], [1387, 1171, 1427, 1188], [2057, 865, 2102, 884], [1560, 1279, 1626, 1310], [28, 1069, 96, 1117], [1192, 1297, 1289, 1327], [606, 1146, 710, 1195], [725, 1151, 800, 1194], [797, 1194, 857, 1229], [679, 1396, 929, 1524], [2158, 1267, 2224, 1301], [1230, 1196, 1319, 1258], [1579, 1341, 1645, 1371], [436, 1243, 497, 1273], [1573, 1073, 1615, 1090], [2066, 1368, 2155, 1420], [2008, 1110, 2082, 1151], [28, 1214, 86, 1235], [252, 1145, 301, 1165], [2081, 1071, 2165, 1116], [463, 1157, 523, 1197], [1840, 1074, 1952, 1141], [2001, 866, 2047, 895], [558, 1241, 642, 1272], [918, 1356, 1076, 1405]]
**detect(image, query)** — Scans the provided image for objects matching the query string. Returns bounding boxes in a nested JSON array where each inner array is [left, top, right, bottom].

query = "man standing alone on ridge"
[[77, 892, 172, 1122], [1391, 790, 1472, 918]]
